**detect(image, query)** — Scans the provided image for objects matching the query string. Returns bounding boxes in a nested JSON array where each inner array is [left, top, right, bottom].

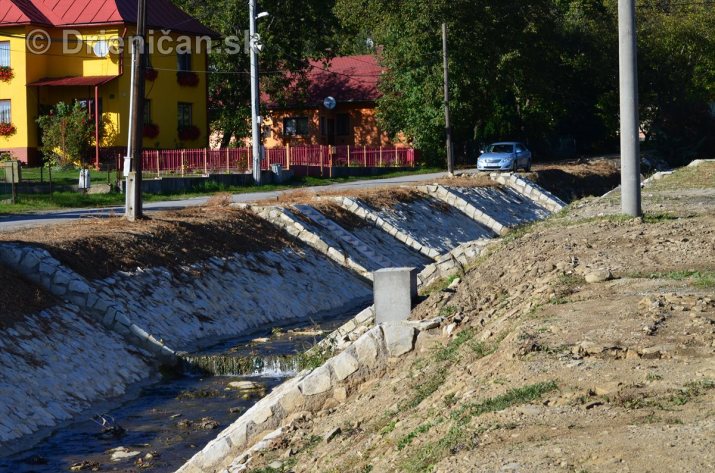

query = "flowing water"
[[0, 308, 361, 473]]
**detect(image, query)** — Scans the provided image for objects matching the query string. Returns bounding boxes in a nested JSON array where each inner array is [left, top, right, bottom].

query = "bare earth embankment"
[[245, 161, 715, 473]]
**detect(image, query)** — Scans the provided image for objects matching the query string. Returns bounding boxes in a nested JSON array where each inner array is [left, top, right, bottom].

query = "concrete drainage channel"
[[0, 172, 564, 472]]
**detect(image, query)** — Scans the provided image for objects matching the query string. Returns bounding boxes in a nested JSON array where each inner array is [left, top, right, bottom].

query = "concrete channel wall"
[[0, 172, 563, 454]]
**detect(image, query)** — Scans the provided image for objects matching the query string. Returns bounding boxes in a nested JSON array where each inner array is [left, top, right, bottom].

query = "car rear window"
[[488, 144, 514, 153]]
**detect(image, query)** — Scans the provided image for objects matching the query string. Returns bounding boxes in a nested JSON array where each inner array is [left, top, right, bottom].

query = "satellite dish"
[[323, 96, 336, 110], [93, 40, 110, 58]]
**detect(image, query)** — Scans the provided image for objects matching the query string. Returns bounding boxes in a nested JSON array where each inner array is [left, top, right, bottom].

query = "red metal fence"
[[107, 145, 415, 176]]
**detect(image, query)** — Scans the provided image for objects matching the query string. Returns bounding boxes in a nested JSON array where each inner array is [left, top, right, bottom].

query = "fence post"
[[379, 146, 383, 168], [181, 149, 185, 176], [363, 145, 367, 167], [203, 148, 208, 175], [226, 148, 230, 173], [347, 145, 351, 167], [285, 144, 290, 170], [156, 150, 160, 178], [395, 147, 398, 167], [320, 145, 324, 176]]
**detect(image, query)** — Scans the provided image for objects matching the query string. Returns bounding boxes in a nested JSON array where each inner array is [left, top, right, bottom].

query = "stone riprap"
[[0, 305, 151, 449], [252, 205, 372, 279], [176, 321, 432, 473], [489, 172, 567, 213], [96, 248, 373, 350], [346, 194, 495, 255], [440, 185, 550, 229], [0, 244, 176, 362]]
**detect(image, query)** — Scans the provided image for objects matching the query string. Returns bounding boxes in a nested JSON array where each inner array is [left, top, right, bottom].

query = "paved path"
[[0, 170, 473, 232]]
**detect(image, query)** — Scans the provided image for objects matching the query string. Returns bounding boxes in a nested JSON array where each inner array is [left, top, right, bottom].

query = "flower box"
[[178, 125, 200, 141], [0, 122, 16, 136], [143, 123, 160, 138], [145, 68, 158, 81], [0, 66, 13, 82], [177, 71, 199, 87]]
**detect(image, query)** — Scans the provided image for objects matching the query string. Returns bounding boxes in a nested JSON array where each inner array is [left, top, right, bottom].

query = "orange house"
[[263, 55, 404, 149]]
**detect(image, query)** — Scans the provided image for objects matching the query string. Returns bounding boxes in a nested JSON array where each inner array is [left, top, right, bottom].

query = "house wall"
[[0, 26, 209, 164], [264, 103, 400, 149]]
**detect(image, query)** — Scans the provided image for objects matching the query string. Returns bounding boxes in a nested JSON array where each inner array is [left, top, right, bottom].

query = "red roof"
[[0, 0, 219, 37], [28, 75, 119, 86], [266, 55, 383, 109]]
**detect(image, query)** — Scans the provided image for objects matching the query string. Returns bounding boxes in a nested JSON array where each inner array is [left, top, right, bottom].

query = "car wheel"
[[524, 159, 531, 172], [512, 161, 518, 173]]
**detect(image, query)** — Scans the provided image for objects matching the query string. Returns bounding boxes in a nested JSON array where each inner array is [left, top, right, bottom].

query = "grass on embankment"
[[0, 167, 442, 215]]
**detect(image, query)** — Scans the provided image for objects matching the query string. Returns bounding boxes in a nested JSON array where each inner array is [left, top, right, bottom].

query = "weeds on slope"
[[401, 381, 558, 473]]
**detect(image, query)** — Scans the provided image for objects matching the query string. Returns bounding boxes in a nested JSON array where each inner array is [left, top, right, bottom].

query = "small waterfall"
[[180, 354, 301, 378]]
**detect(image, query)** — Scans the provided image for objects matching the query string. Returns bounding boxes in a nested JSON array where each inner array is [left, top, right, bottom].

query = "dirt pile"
[[244, 162, 715, 473], [0, 208, 295, 280]]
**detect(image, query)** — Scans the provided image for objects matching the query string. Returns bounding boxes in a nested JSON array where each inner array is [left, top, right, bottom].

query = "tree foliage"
[[334, 0, 715, 164], [36, 102, 96, 167], [174, 0, 340, 146]]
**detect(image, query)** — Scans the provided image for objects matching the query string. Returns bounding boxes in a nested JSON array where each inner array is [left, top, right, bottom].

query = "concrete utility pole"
[[618, 0, 642, 217], [442, 23, 454, 175], [249, 0, 262, 185], [126, 0, 147, 221]]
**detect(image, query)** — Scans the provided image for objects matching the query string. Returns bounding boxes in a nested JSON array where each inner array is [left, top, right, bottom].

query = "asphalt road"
[[0, 170, 471, 232]]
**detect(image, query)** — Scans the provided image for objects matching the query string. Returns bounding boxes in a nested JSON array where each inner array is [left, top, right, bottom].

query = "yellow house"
[[0, 0, 218, 165]]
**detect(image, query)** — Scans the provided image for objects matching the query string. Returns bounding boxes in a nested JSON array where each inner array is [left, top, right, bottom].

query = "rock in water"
[[228, 380, 264, 391]]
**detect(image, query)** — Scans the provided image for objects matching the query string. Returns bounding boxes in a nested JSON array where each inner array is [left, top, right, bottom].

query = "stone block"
[[329, 351, 359, 381], [299, 365, 332, 396], [279, 386, 305, 412], [373, 267, 417, 324], [383, 323, 417, 357], [353, 328, 381, 367]]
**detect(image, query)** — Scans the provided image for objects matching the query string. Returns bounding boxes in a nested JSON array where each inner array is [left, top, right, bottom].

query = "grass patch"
[[296, 348, 333, 371], [670, 379, 715, 406], [433, 329, 475, 362], [438, 305, 458, 318], [400, 373, 447, 411], [401, 382, 558, 473], [630, 270, 715, 288], [397, 418, 443, 451]]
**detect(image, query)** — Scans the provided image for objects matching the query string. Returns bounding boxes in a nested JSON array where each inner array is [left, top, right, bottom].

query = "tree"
[[334, 0, 715, 165], [36, 102, 96, 167], [174, 0, 342, 146]]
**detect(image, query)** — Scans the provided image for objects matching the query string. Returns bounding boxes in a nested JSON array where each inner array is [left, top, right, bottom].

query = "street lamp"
[[249, 1, 269, 185]]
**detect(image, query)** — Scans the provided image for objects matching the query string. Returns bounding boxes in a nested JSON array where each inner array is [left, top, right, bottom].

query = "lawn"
[[0, 167, 443, 215]]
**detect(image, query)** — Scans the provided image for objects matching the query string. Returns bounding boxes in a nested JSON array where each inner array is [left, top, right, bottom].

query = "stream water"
[[0, 308, 361, 473]]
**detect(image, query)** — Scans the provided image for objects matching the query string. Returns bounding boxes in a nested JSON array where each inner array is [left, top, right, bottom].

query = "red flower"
[[178, 125, 200, 141], [0, 122, 16, 136], [0, 66, 13, 82], [143, 123, 160, 138], [145, 68, 158, 81], [177, 71, 200, 87]]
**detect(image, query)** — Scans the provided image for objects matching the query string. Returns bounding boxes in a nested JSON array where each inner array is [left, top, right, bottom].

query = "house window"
[[0, 100, 10, 123], [178, 102, 193, 128], [0, 42, 9, 67], [144, 100, 152, 124], [77, 99, 102, 119], [336, 113, 351, 136], [177, 52, 192, 72], [283, 117, 309, 136]]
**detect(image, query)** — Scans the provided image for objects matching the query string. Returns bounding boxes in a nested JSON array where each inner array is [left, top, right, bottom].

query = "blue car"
[[477, 142, 532, 172]]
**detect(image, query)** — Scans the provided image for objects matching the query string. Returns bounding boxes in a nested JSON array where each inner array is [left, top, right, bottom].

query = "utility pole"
[[618, 0, 642, 217], [249, 0, 262, 185], [442, 23, 454, 175], [126, 0, 147, 220]]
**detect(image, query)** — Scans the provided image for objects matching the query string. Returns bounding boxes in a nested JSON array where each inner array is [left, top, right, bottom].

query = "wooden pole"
[[226, 148, 230, 173], [363, 145, 367, 167], [379, 146, 383, 167], [286, 144, 290, 170], [156, 150, 160, 177], [204, 148, 208, 175], [347, 145, 351, 167], [181, 149, 185, 177]]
